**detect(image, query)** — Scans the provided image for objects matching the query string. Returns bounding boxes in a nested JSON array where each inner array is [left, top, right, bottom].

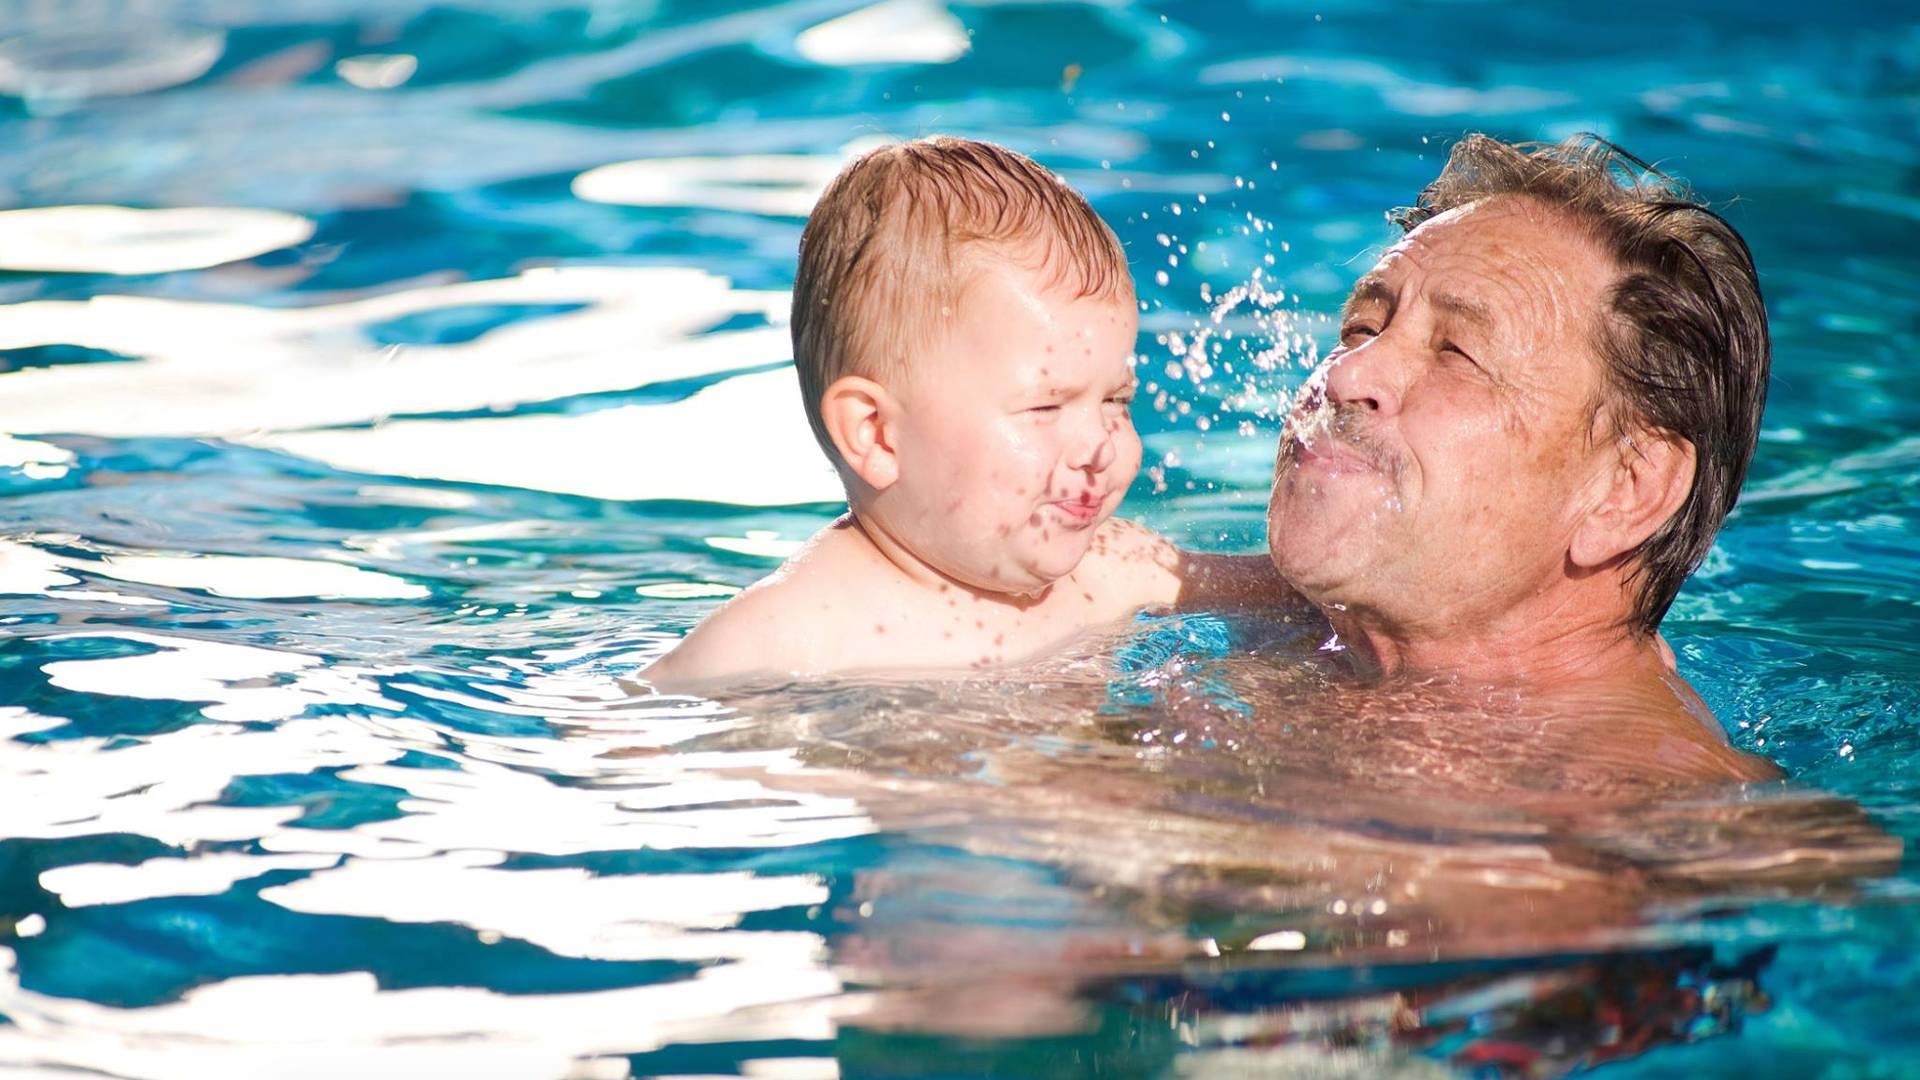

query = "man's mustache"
[[1282, 390, 1403, 480]]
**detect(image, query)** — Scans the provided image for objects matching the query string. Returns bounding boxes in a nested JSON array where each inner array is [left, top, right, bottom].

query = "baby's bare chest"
[[817, 580, 1124, 674]]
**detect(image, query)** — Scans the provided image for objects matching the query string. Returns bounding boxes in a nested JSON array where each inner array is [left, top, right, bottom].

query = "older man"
[[1187, 133, 1773, 782]]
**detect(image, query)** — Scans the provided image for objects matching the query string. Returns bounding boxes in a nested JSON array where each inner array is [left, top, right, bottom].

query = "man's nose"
[[1321, 336, 1404, 417]]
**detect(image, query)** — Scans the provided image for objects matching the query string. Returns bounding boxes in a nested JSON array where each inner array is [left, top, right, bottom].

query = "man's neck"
[[1325, 587, 1659, 688]]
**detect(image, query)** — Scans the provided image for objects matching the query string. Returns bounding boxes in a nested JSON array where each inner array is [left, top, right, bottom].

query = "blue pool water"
[[2, 2, 1918, 1076]]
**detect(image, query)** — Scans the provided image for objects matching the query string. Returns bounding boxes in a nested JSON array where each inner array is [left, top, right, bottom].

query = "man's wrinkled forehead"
[[1342, 197, 1612, 339], [1355, 200, 1517, 289]]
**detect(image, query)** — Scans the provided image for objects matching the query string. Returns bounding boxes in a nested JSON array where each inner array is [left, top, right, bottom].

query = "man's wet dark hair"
[[1393, 133, 1770, 635]]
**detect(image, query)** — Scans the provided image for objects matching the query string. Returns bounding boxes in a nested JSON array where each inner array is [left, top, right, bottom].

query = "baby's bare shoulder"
[[639, 562, 838, 691], [1084, 517, 1182, 570]]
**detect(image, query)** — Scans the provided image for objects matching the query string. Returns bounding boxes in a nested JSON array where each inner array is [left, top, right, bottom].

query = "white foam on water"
[[0, 706, 65, 740], [705, 531, 807, 559], [251, 369, 844, 506], [1, 630, 874, 1073], [342, 519, 557, 562], [334, 53, 417, 90], [41, 852, 341, 908], [6, 637, 874, 971], [308, 745, 872, 856], [0, 434, 74, 469], [0, 265, 788, 438], [4, 692, 403, 853], [353, 483, 479, 510], [96, 553, 429, 600], [260, 852, 829, 963], [1, 539, 426, 605], [0, 947, 845, 1080], [741, 1059, 841, 1080], [0, 540, 80, 596], [635, 582, 743, 599], [38, 630, 401, 723], [574, 153, 846, 217], [0, 205, 313, 275], [794, 0, 970, 66], [0, 539, 163, 606]]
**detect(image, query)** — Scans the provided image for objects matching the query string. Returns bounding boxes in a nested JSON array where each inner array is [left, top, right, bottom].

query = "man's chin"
[[1266, 508, 1389, 602]]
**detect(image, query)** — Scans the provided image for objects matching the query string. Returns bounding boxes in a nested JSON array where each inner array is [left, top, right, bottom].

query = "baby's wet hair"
[[792, 136, 1134, 464]]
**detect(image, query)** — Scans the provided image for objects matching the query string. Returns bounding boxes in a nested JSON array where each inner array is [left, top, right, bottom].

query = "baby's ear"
[[819, 375, 900, 490]]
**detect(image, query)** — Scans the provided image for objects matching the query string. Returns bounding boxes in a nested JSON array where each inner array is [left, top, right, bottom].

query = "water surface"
[[2, 1, 1918, 1076]]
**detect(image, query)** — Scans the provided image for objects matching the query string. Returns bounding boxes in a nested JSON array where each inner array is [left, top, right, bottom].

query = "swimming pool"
[[2, 1, 1917, 1076]]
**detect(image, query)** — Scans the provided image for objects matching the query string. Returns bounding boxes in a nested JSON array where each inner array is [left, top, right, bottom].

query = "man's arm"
[[1174, 549, 1301, 611], [1080, 518, 1303, 616]]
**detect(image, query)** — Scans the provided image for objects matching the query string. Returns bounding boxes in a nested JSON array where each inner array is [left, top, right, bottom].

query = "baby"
[[643, 137, 1270, 690]]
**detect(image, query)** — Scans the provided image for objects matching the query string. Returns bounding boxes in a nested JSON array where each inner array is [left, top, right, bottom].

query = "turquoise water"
[[2, 2, 1918, 1076]]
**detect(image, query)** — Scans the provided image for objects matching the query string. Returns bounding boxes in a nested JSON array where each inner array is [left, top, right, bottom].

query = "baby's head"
[[793, 136, 1141, 596]]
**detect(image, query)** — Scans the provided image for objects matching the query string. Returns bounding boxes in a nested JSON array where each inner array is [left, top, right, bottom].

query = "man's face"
[[1267, 198, 1620, 630], [887, 256, 1141, 595]]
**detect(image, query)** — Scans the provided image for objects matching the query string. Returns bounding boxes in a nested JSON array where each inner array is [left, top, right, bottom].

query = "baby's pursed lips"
[[1046, 491, 1104, 524]]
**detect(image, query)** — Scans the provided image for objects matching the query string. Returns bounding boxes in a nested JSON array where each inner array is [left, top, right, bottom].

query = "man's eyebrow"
[[1430, 290, 1497, 333], [1340, 273, 1395, 321]]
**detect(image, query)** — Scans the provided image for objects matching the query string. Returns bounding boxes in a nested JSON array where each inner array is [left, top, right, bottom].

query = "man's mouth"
[[1282, 403, 1393, 480], [1289, 432, 1378, 476]]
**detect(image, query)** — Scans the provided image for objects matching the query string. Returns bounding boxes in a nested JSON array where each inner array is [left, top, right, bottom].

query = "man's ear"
[[820, 375, 901, 491], [1570, 428, 1696, 570]]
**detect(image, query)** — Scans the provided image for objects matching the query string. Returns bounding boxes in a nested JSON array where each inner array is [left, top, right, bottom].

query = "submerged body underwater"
[[3, 1, 1919, 1076]]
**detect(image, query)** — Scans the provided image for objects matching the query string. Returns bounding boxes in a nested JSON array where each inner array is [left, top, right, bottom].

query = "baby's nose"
[[1090, 431, 1116, 472], [1072, 421, 1117, 474]]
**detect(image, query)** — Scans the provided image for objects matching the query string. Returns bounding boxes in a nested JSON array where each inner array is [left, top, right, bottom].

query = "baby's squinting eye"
[[1026, 404, 1063, 415]]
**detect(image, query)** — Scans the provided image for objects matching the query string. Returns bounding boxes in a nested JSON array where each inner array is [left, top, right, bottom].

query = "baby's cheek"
[[1113, 428, 1145, 487]]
